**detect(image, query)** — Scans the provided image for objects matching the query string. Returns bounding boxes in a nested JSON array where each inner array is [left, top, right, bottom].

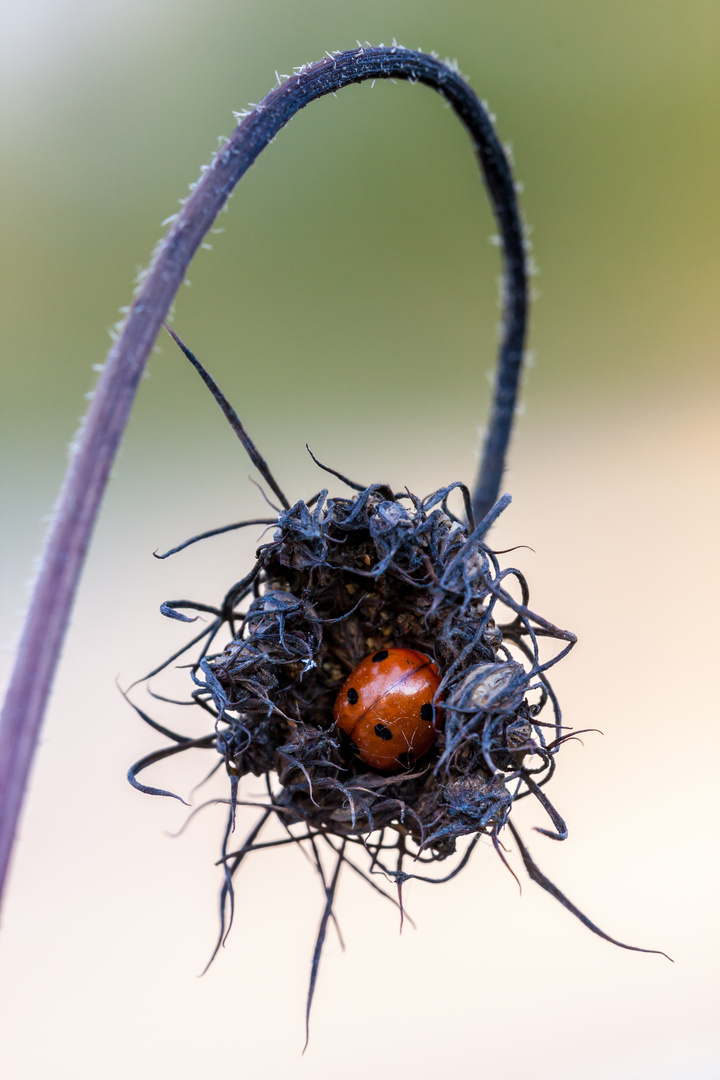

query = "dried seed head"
[[132, 478, 575, 856]]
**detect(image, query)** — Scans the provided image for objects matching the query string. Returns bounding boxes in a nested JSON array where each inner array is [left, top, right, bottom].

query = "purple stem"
[[0, 45, 527, 910]]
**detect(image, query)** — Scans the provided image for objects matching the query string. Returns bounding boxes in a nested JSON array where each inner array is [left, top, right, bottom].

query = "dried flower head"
[[127, 331, 667, 1044]]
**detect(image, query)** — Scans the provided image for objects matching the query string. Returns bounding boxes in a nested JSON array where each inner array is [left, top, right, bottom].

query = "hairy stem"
[[0, 45, 527, 910]]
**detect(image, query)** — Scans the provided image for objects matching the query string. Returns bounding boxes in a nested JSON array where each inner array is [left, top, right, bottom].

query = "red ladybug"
[[333, 648, 443, 771]]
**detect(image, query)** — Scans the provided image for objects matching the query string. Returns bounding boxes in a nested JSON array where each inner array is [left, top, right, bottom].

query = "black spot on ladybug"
[[372, 650, 389, 663], [374, 722, 393, 741], [420, 703, 434, 723], [397, 751, 413, 767], [347, 687, 359, 705]]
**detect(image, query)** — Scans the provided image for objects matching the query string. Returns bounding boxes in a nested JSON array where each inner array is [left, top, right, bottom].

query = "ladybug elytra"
[[333, 648, 443, 771]]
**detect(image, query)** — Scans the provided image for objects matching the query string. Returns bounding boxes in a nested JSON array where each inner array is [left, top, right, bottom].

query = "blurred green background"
[[1, 3, 719, 1078], [2, 0, 718, 534]]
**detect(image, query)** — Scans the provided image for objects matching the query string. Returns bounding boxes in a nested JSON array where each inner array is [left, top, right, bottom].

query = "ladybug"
[[333, 648, 443, 771]]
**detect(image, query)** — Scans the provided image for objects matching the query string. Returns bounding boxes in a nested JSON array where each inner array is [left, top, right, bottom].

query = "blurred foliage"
[[1, 0, 718, 499]]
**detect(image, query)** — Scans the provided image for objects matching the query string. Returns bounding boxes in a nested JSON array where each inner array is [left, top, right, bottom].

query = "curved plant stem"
[[0, 45, 527, 910]]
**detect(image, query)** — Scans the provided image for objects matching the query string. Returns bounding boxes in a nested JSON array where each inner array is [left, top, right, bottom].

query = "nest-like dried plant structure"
[[185, 480, 573, 851], [127, 339, 665, 1042]]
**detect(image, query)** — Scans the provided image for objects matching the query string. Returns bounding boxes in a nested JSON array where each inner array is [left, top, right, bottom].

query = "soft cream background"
[[1, 2, 718, 1077]]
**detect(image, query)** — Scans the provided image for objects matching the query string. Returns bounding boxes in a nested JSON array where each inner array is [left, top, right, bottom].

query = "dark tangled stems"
[[125, 337, 668, 1040], [0, 45, 528, 907]]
